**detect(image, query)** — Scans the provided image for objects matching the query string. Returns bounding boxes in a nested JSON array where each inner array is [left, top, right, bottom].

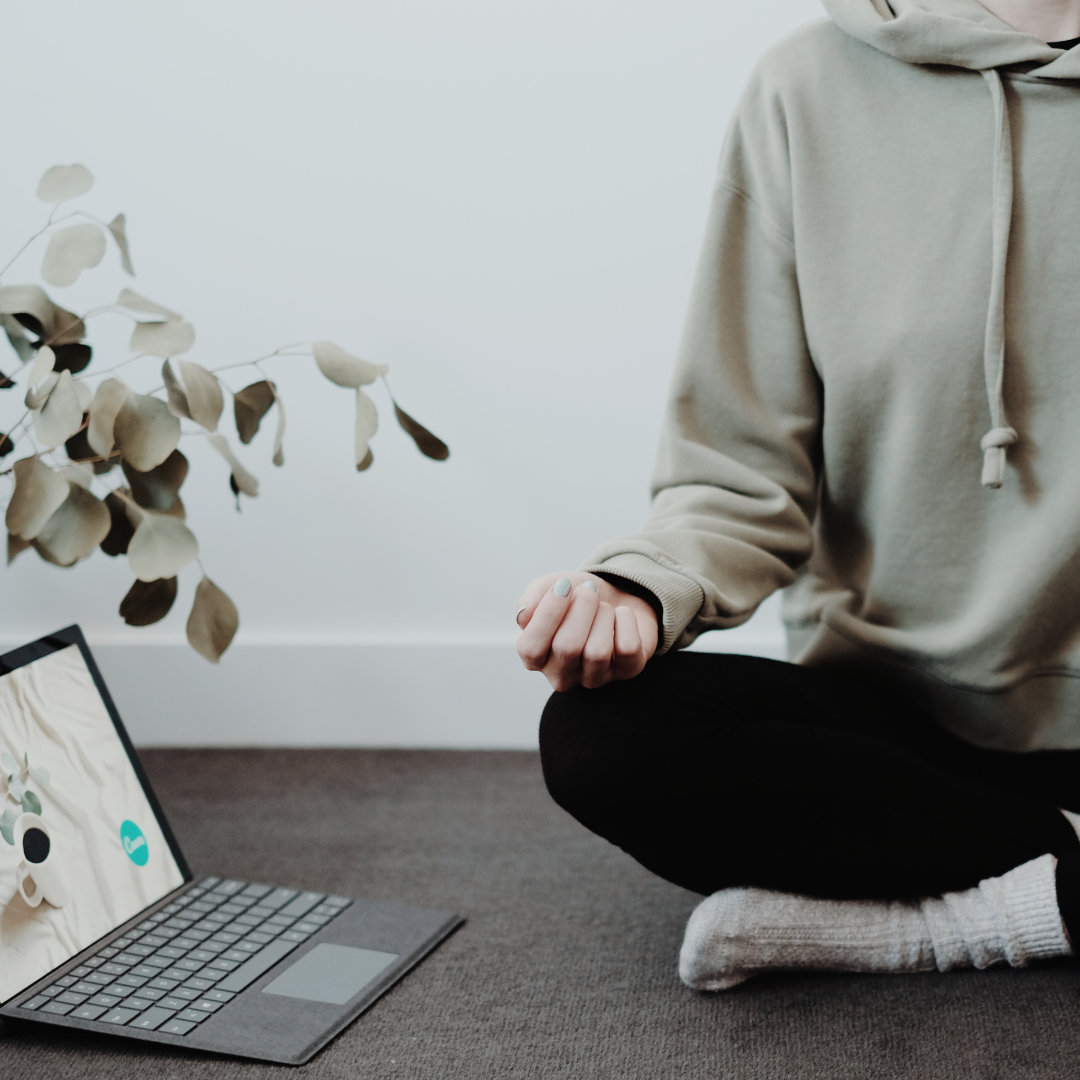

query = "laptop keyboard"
[[16, 876, 351, 1036]]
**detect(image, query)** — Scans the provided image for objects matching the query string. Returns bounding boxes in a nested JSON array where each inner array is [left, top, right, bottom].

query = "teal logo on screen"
[[120, 820, 149, 866]]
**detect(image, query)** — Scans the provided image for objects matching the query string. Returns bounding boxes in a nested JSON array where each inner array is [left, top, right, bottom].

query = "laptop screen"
[[0, 630, 188, 1003]]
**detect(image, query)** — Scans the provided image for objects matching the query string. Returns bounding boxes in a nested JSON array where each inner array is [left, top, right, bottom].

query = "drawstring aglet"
[[980, 426, 1018, 489]]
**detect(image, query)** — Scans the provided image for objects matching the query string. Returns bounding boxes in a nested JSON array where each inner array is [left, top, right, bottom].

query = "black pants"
[[539, 652, 1080, 918]]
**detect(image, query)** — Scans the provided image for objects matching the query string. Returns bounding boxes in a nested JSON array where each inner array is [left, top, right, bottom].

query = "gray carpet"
[[2, 749, 1078, 1077]]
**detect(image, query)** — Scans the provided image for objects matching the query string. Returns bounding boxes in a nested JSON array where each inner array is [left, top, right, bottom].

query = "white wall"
[[0, 0, 818, 746]]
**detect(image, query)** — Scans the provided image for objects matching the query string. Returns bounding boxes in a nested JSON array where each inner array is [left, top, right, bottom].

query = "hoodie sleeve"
[[580, 69, 823, 655]]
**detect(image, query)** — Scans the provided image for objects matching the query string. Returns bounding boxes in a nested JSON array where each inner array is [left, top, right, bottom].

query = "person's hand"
[[515, 572, 659, 691]]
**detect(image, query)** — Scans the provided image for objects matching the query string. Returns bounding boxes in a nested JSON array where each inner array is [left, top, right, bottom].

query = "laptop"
[[0, 625, 464, 1065]]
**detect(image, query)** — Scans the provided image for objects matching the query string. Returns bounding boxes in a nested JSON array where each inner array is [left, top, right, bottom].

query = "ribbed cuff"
[[998, 853, 1072, 963], [578, 552, 705, 656]]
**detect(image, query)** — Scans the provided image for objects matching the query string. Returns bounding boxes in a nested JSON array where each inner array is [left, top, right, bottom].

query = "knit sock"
[[679, 853, 1071, 991]]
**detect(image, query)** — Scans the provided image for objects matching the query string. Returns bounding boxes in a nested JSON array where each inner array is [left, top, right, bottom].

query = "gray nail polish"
[[554, 577, 572, 598]]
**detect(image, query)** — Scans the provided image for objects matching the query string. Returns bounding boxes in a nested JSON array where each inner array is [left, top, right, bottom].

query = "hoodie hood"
[[823, 0, 1080, 75], [824, 0, 1080, 487]]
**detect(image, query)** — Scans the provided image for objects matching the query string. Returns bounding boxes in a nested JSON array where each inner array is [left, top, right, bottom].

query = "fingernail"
[[581, 581, 597, 592], [515, 605, 527, 627], [554, 577, 572, 598]]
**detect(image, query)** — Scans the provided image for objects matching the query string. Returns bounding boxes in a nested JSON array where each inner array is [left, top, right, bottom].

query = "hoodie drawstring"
[[978, 68, 1017, 490]]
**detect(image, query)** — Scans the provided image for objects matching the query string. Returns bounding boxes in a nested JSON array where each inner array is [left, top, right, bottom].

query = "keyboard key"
[[208, 958, 239, 972], [99, 947, 119, 959], [85, 957, 105, 969], [324, 896, 351, 908], [161, 996, 191, 1011], [100, 962, 128, 976], [85, 972, 115, 986], [71, 965, 91, 977], [212, 879, 244, 896], [190, 999, 223, 1013], [114, 952, 143, 967], [172, 937, 201, 951], [131, 1007, 179, 1031], [20, 996, 48, 1010], [131, 987, 166, 1002], [158, 946, 187, 960], [208, 932, 241, 945], [233, 914, 262, 928], [247, 905, 275, 919], [57, 991, 89, 1006], [244, 931, 275, 945], [148, 977, 181, 991], [41, 1001, 74, 1016], [56, 974, 78, 986], [294, 922, 320, 934], [189, 901, 215, 914], [176, 1008, 212, 1024], [241, 883, 272, 899], [118, 974, 148, 988], [41, 986, 63, 998], [184, 976, 217, 991], [198, 940, 227, 954], [100, 1007, 141, 1025], [279, 892, 323, 919], [280, 930, 311, 943], [223, 949, 251, 962], [142, 955, 175, 970], [132, 964, 162, 978], [172, 986, 201, 1000], [234, 941, 262, 954], [73, 1005, 106, 1020], [141, 934, 169, 948], [188, 949, 217, 963], [89, 993, 124, 1008], [162, 1019, 196, 1036], [215, 939, 298, 993], [262, 888, 298, 910], [72, 981, 104, 996], [204, 988, 235, 1003], [219, 902, 247, 916]]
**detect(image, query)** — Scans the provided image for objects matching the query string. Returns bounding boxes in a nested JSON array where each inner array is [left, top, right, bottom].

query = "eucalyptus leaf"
[[0, 285, 85, 345], [122, 449, 188, 512], [101, 491, 135, 556], [7, 532, 30, 564], [64, 423, 96, 463], [26, 344, 56, 391], [127, 510, 199, 582], [1, 313, 34, 364], [312, 341, 389, 388], [0, 752, 17, 773], [51, 343, 93, 375], [24, 370, 59, 411], [32, 482, 112, 566], [60, 461, 95, 489], [116, 289, 180, 320], [355, 388, 378, 469], [186, 576, 239, 663], [272, 389, 286, 466], [21, 790, 41, 815], [393, 402, 449, 461], [356, 446, 374, 472], [29, 766, 49, 788], [34, 370, 83, 449], [178, 360, 223, 430], [36, 163, 94, 203], [233, 380, 275, 444], [161, 360, 192, 420], [119, 576, 178, 627], [41, 224, 107, 287], [130, 319, 195, 359], [10, 777, 25, 801], [87, 377, 131, 458], [113, 392, 182, 472], [0, 817, 12, 847], [207, 434, 258, 497], [0, 434, 13, 458], [5, 456, 69, 540], [108, 213, 135, 276]]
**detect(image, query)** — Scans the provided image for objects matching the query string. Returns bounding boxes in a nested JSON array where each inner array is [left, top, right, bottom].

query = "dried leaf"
[[312, 341, 389, 388], [122, 449, 188, 512], [87, 378, 131, 458], [41, 224, 107, 287], [207, 434, 258, 497], [113, 392, 182, 472], [393, 402, 450, 461], [101, 491, 135, 556], [7, 532, 30, 564], [36, 164, 94, 203], [26, 344, 56, 390], [51, 343, 93, 375], [108, 213, 135, 276], [34, 371, 83, 449], [0, 433, 13, 457], [162, 360, 192, 420], [60, 461, 94, 489], [178, 360, 223, 430], [0, 370, 12, 390], [5, 456, 69, 540], [186, 576, 238, 663], [272, 389, 286, 466], [116, 289, 180, 320], [233, 380, 275, 444], [0, 285, 85, 345], [355, 388, 378, 470], [356, 446, 374, 471], [32, 483, 111, 566], [73, 378, 93, 413], [119, 577, 177, 627], [1, 313, 33, 364], [24, 370, 59, 411], [127, 510, 199, 582], [130, 320, 195, 359]]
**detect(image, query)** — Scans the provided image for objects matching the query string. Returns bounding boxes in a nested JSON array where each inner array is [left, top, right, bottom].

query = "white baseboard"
[[12, 630, 787, 748]]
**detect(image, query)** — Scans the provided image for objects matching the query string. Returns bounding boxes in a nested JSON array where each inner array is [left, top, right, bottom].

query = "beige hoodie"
[[581, 0, 1080, 751]]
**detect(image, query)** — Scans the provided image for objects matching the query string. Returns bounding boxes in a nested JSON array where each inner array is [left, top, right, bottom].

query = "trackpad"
[[261, 944, 399, 1005]]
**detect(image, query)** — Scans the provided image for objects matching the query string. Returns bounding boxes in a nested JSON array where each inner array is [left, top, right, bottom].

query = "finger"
[[611, 605, 645, 680], [580, 600, 615, 689], [516, 577, 575, 671], [515, 573, 564, 628], [546, 582, 600, 685]]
